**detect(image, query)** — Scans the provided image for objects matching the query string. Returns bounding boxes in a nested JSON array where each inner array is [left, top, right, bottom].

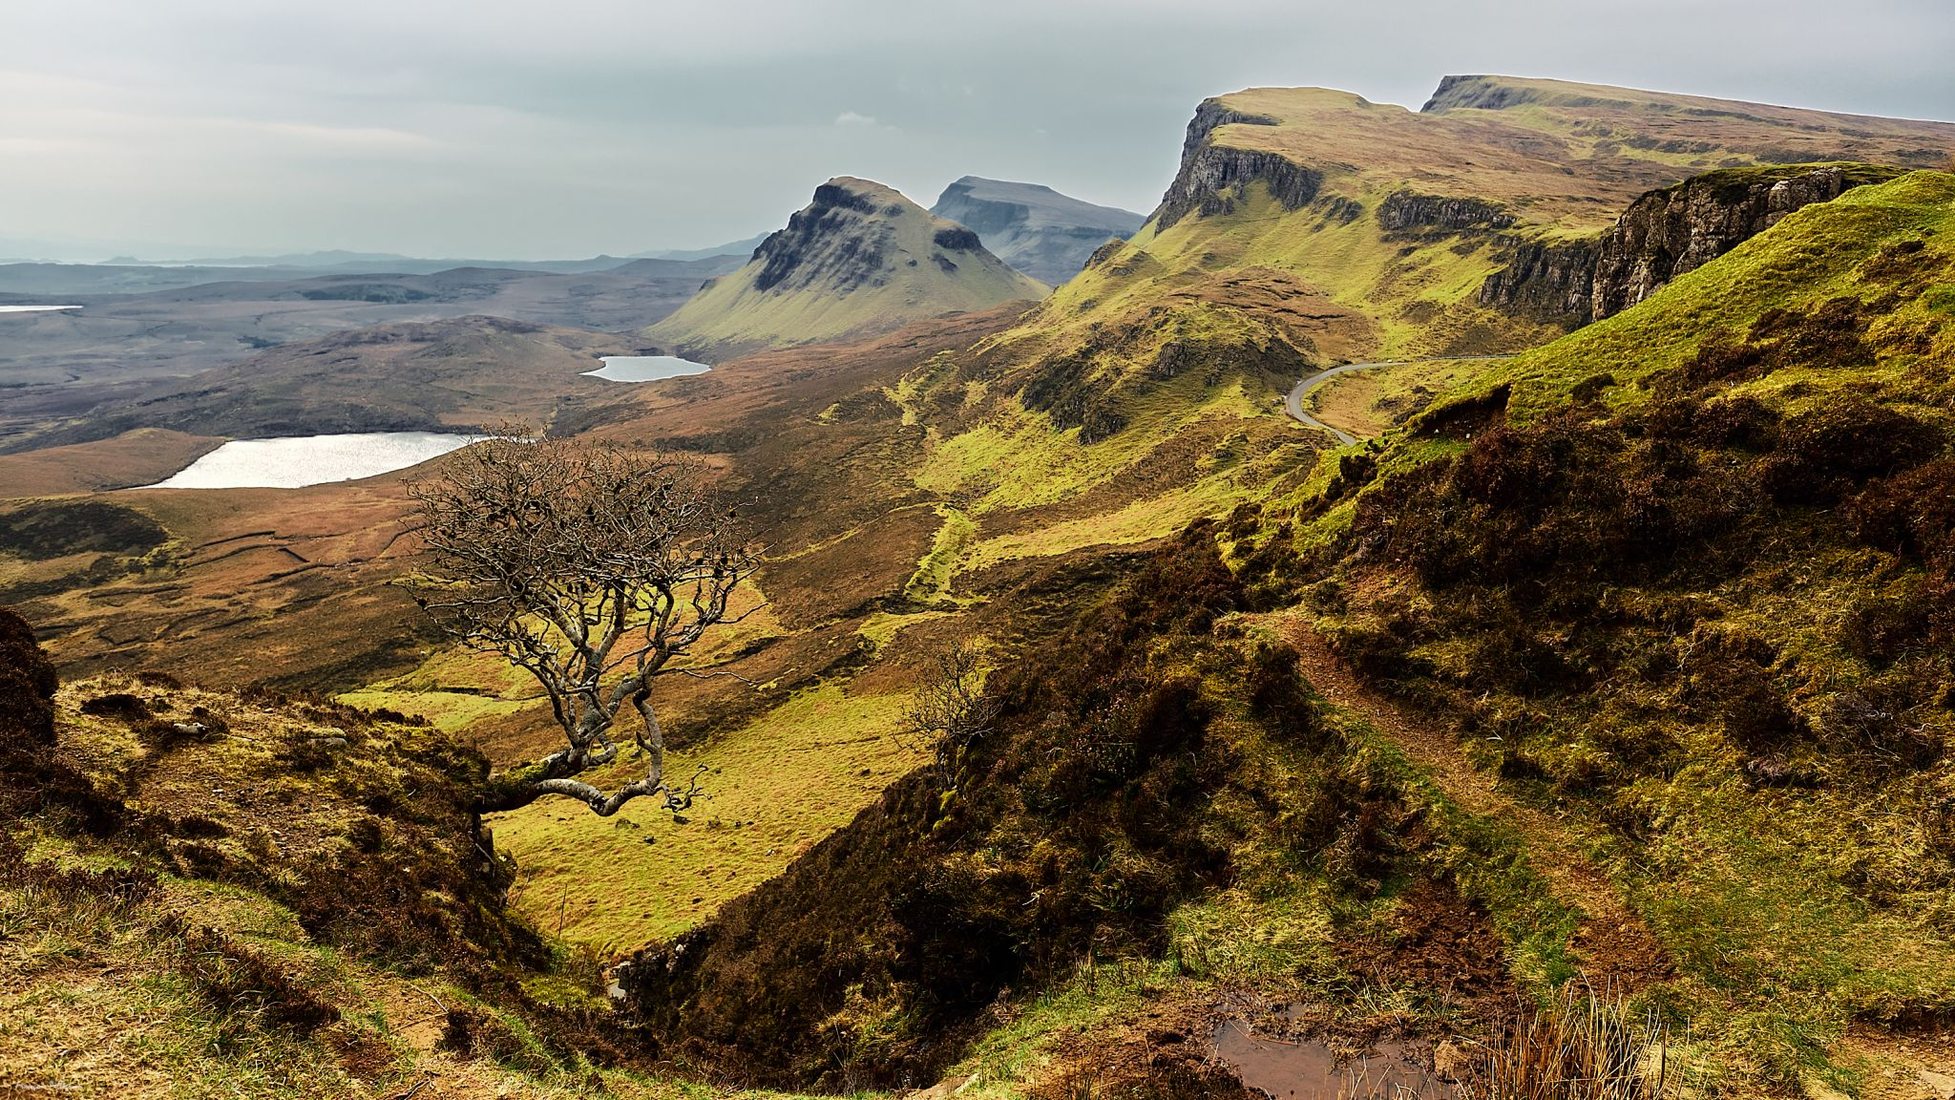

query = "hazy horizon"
[[6, 0, 1952, 262]]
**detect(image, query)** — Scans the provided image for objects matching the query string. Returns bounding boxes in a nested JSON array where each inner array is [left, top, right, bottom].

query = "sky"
[[3, 0, 1952, 261]]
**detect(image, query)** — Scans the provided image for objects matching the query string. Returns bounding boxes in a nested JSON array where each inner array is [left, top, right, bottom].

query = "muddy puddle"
[[1209, 1016, 1459, 1100]]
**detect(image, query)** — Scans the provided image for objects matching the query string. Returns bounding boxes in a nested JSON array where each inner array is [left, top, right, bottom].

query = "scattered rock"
[[902, 1075, 972, 1099], [1433, 1038, 1476, 1081]]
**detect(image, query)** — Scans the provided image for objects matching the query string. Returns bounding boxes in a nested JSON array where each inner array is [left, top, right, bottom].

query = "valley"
[[4, 67, 1955, 1100]]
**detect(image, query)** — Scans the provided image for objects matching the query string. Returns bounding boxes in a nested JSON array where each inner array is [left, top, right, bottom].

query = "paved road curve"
[[1283, 356, 1514, 446]]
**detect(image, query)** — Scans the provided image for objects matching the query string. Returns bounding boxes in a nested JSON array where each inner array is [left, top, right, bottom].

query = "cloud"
[[0, 0, 1949, 258]]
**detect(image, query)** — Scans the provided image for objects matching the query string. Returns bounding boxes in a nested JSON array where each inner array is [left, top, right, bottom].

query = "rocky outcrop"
[[1477, 240, 1599, 325], [931, 226, 983, 252], [1156, 100, 1321, 229], [751, 182, 897, 293], [1587, 164, 1903, 317], [1422, 74, 1568, 113], [929, 177, 1144, 285], [1478, 163, 1903, 327], [1378, 191, 1517, 233]]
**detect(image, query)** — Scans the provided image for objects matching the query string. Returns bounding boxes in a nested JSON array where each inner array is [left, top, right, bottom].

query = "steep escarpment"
[[642, 177, 1046, 361], [1479, 163, 1909, 326], [929, 176, 1144, 285], [1475, 240, 1598, 325], [1376, 191, 1517, 233], [1155, 99, 1322, 230], [750, 181, 894, 293]]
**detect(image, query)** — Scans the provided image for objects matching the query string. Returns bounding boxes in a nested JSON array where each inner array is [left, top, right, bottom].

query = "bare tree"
[[405, 433, 759, 816], [901, 641, 999, 788]]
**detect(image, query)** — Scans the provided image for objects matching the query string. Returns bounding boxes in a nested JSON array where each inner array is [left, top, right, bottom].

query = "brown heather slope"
[[1229, 172, 1955, 1092], [0, 608, 587, 1099], [0, 429, 224, 497]]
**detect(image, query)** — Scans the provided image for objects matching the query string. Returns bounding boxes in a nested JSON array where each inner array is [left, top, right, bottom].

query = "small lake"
[[0, 304, 82, 314], [146, 431, 476, 489], [584, 355, 712, 382]]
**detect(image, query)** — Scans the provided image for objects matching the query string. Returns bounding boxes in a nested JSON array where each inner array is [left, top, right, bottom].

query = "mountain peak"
[[643, 177, 1044, 360], [929, 177, 1144, 285]]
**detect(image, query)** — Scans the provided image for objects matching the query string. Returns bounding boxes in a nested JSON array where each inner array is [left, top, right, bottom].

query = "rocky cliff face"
[[1479, 163, 1904, 326], [750, 181, 899, 294], [1378, 191, 1518, 233], [1588, 164, 1902, 317], [1477, 240, 1599, 325], [929, 177, 1144, 286], [1155, 100, 1323, 229]]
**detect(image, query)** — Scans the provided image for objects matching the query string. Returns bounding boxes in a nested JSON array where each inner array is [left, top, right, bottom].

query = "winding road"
[[1283, 356, 1514, 446]]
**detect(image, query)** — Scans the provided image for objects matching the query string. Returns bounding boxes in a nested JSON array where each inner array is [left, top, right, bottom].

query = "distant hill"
[[642, 177, 1047, 361], [985, 73, 1955, 409], [633, 233, 771, 262], [93, 250, 670, 278], [929, 176, 1144, 285], [8, 315, 631, 455], [0, 255, 744, 449]]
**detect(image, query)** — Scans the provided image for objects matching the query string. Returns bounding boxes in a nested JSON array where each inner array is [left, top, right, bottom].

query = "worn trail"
[[1278, 614, 1673, 990]]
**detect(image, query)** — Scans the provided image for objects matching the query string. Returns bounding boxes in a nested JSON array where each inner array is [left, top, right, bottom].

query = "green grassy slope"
[[1474, 169, 1955, 416], [643, 177, 1046, 361], [0, 609, 859, 1100], [1009, 77, 1955, 370], [877, 77, 1955, 601], [1244, 170, 1955, 1092]]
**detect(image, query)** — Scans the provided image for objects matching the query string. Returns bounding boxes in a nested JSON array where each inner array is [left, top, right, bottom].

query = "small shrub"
[[1758, 399, 1943, 505], [440, 1006, 556, 1074], [79, 692, 152, 721], [1480, 987, 1669, 1100], [161, 915, 340, 1034]]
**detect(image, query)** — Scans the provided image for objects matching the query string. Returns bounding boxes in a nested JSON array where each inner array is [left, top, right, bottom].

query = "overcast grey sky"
[[4, 0, 1951, 260]]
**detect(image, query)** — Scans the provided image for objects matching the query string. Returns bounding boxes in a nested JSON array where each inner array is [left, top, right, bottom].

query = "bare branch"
[[900, 640, 1000, 790], [404, 431, 760, 816]]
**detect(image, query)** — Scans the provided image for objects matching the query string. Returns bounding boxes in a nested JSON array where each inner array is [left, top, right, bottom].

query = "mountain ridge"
[[929, 176, 1144, 285], [642, 176, 1046, 361]]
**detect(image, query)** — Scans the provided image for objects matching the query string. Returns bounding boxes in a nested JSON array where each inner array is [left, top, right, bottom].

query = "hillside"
[[0, 609, 587, 1097], [929, 176, 1145, 285], [1239, 169, 1955, 1090], [848, 76, 1955, 579], [560, 166, 1955, 1100], [641, 177, 1047, 361], [7, 73, 1955, 1100], [991, 75, 1955, 388]]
